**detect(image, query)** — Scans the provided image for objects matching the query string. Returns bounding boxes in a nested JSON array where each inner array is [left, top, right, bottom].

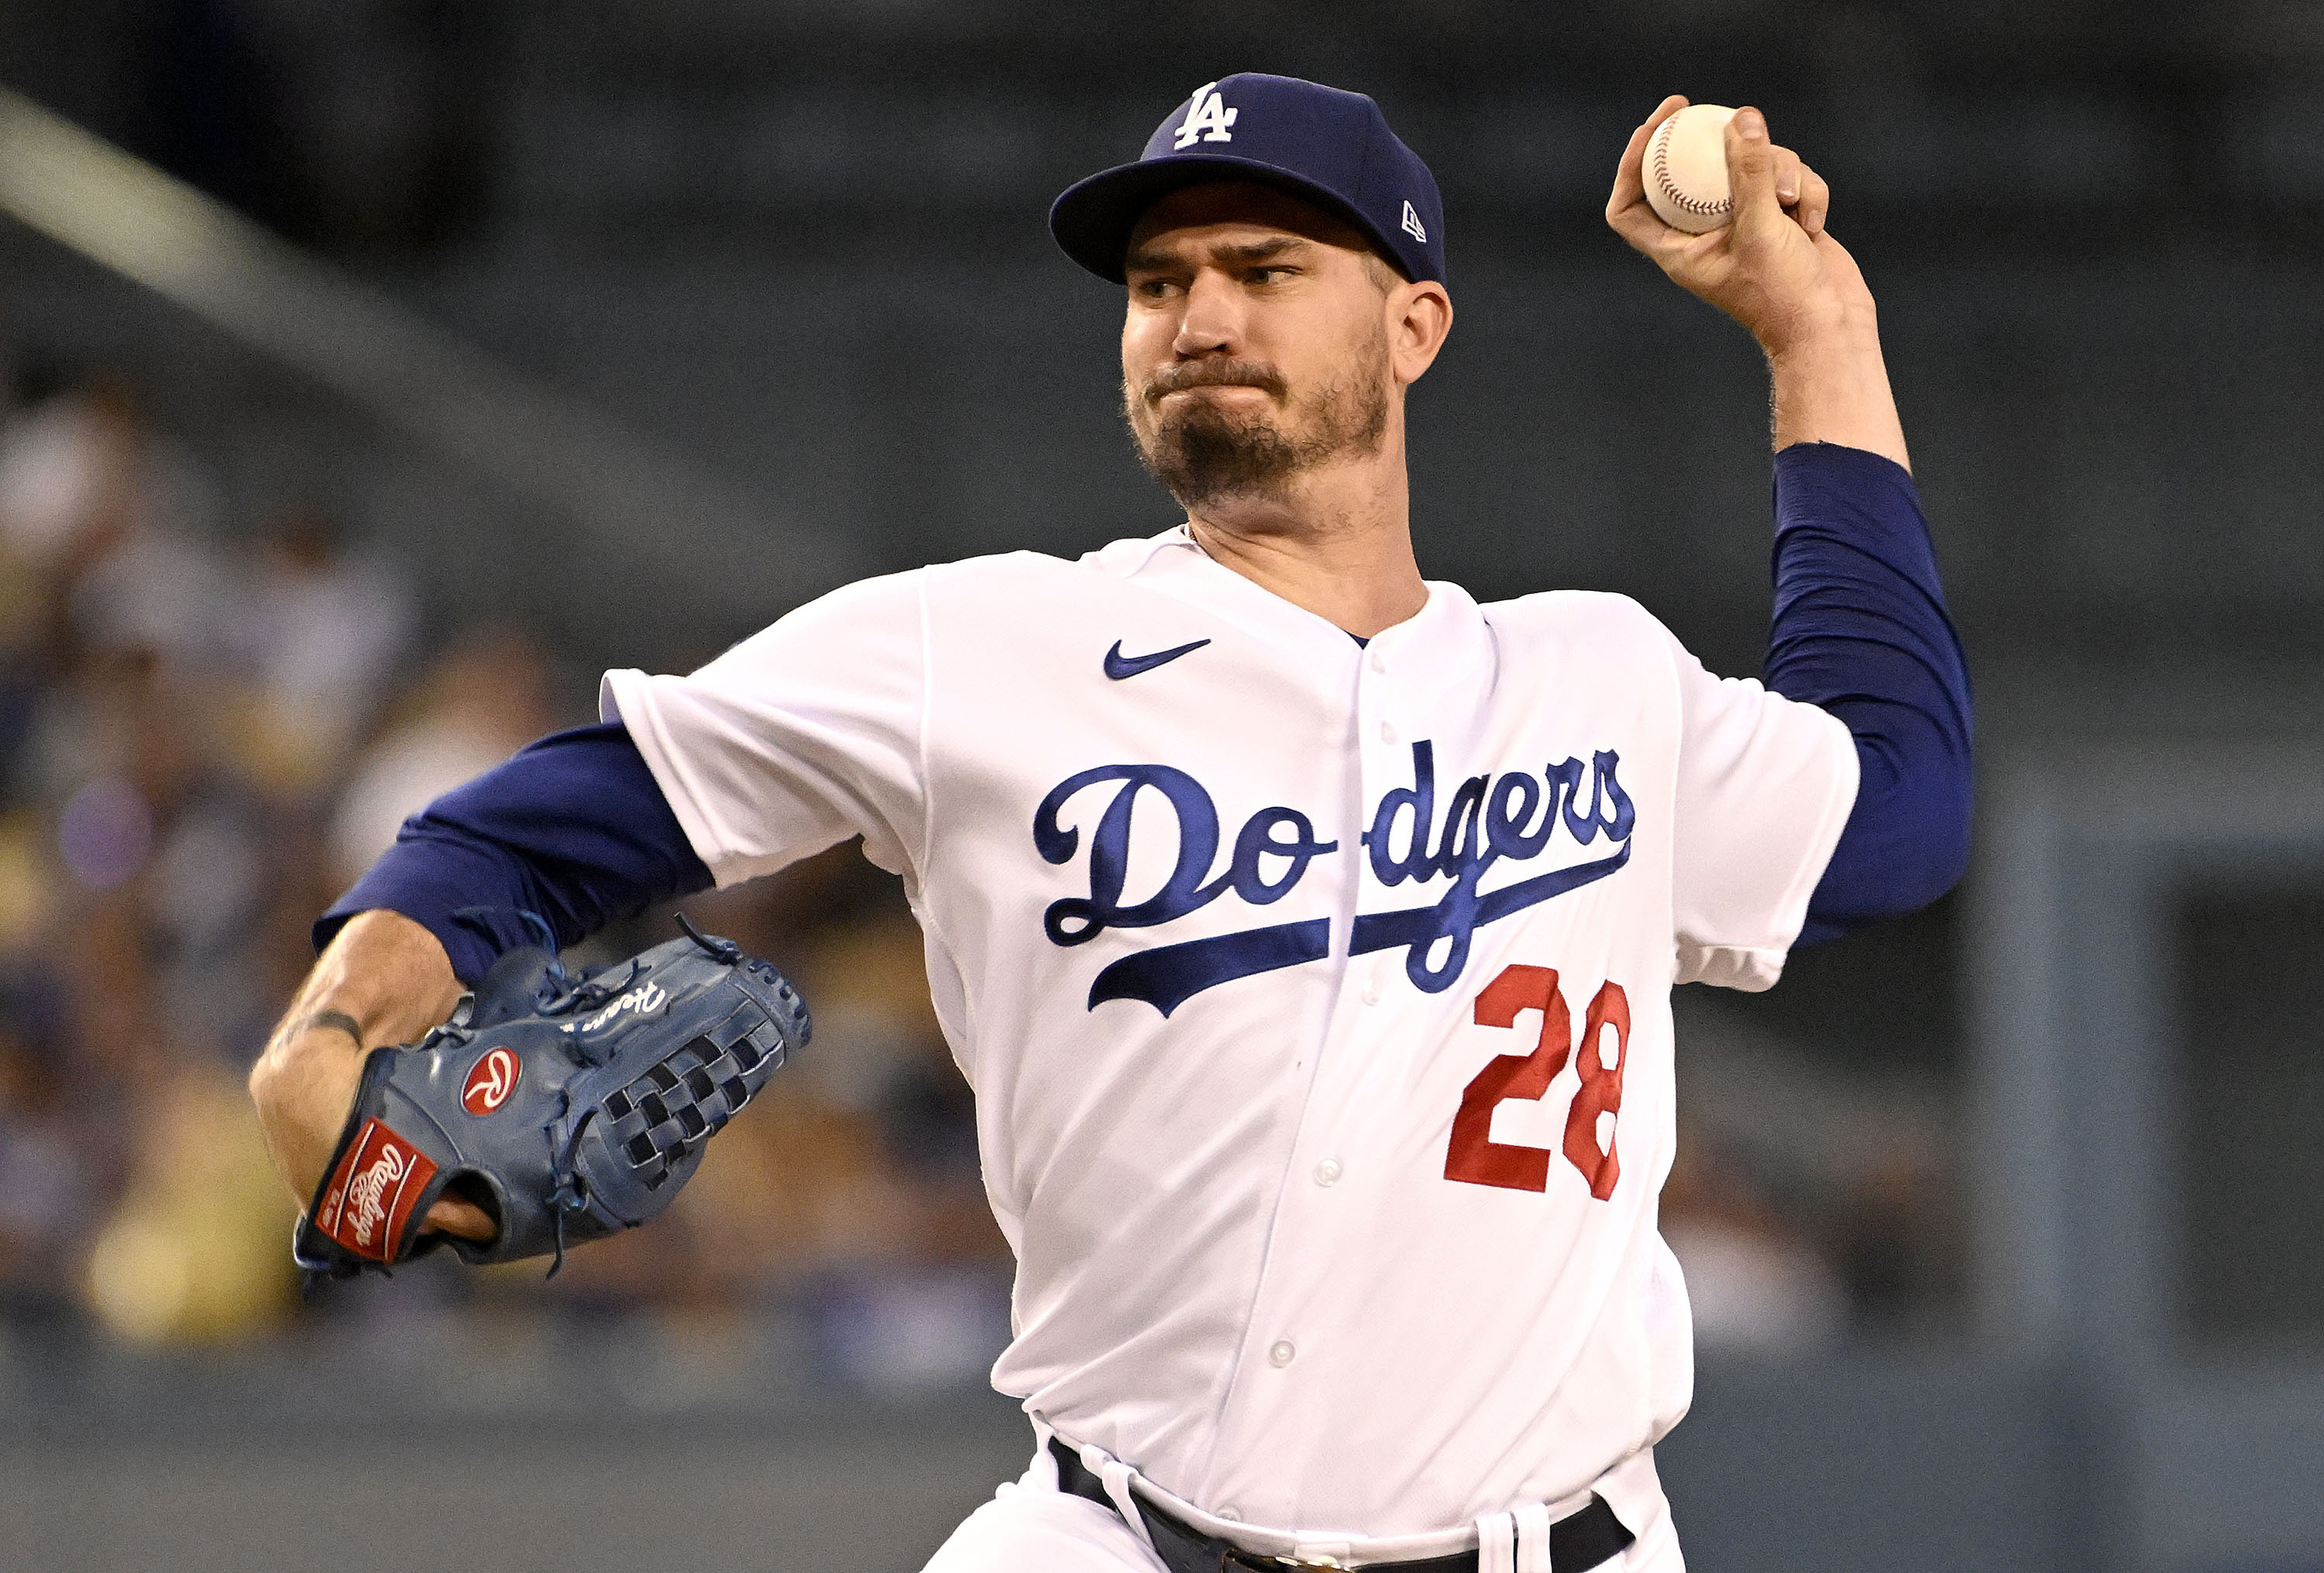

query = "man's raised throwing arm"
[[1609, 98, 1973, 939]]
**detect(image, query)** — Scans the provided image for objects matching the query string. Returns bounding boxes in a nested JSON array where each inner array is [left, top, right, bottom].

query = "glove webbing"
[[603, 1032, 769, 1191]]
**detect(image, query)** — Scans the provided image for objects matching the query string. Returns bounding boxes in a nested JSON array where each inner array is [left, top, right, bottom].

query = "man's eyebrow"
[[1123, 235, 1314, 274], [1214, 237, 1310, 266]]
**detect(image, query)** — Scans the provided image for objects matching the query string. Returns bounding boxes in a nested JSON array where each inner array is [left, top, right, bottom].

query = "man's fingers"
[[1769, 147, 1831, 234], [1606, 94, 1688, 227], [1722, 106, 1787, 242], [1772, 147, 1803, 208], [425, 1193, 498, 1242], [1796, 163, 1831, 234]]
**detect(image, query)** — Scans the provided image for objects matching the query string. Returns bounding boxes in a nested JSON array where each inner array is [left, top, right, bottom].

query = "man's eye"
[[1249, 266, 1294, 285], [1133, 278, 1180, 299]]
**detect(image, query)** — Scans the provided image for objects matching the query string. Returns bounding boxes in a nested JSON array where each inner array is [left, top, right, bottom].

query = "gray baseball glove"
[[294, 917, 810, 1280]]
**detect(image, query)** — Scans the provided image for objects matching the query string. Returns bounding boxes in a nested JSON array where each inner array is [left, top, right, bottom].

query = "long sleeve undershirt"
[[1765, 442, 1973, 945], [321, 721, 713, 983], [319, 441, 1972, 981]]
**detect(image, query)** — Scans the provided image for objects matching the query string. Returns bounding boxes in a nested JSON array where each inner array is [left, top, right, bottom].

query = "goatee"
[[1126, 355, 1389, 511]]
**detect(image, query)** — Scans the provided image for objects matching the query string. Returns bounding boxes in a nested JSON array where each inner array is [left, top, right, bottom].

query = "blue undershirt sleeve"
[[1763, 443, 1974, 946], [315, 721, 713, 984]]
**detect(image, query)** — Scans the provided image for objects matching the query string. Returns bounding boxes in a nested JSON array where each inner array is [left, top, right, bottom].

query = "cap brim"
[[1049, 153, 1414, 284]]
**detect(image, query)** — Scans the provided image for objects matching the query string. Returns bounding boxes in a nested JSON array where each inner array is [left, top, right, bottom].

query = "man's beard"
[[1125, 346, 1390, 512]]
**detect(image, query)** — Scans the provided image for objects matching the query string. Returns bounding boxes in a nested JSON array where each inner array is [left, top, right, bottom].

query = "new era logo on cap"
[[1050, 73, 1447, 289]]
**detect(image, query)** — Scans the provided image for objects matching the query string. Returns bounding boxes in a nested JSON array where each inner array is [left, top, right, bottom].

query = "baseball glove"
[[294, 917, 810, 1280]]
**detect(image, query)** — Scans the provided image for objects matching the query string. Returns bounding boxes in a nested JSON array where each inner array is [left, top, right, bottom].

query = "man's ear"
[[1390, 281, 1453, 386]]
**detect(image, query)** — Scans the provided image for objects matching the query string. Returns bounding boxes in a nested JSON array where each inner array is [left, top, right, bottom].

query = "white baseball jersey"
[[601, 526, 1856, 1554]]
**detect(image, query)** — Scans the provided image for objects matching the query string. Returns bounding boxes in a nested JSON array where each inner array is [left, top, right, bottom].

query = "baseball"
[[1645, 103, 1738, 232]]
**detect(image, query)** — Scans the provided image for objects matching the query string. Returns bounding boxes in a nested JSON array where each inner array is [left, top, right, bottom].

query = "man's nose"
[[1172, 270, 1245, 358]]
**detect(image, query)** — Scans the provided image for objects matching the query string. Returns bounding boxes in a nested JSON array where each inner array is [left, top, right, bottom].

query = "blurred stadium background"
[[0, 3, 2319, 1570]]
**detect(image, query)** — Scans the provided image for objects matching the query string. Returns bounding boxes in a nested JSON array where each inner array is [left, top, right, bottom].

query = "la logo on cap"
[[1172, 81, 1239, 149]]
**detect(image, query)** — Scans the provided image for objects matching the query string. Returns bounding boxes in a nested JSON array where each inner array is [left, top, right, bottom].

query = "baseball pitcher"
[[251, 77, 1972, 1572]]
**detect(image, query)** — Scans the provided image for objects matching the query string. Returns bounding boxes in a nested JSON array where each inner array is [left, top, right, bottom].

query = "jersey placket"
[[1196, 615, 1435, 1522]]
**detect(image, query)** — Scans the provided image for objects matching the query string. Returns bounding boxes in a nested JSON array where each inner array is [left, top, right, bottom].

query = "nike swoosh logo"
[[1104, 638, 1211, 681]]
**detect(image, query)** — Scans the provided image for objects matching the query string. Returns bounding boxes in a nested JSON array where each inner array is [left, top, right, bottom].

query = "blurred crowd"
[[0, 358, 1008, 1379], [0, 355, 1958, 1378]]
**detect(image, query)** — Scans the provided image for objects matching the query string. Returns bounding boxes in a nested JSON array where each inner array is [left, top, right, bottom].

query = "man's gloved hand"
[[294, 918, 809, 1279]]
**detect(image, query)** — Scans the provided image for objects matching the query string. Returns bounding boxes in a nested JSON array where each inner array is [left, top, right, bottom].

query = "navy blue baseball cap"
[[1050, 74, 1446, 287]]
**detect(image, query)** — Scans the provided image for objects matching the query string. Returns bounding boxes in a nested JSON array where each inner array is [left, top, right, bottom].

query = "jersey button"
[[1379, 720, 1398, 744], [1269, 1339, 1296, 1367], [1369, 649, 1387, 675], [1217, 1506, 1243, 1522], [1360, 977, 1381, 1006], [1314, 1158, 1342, 1187]]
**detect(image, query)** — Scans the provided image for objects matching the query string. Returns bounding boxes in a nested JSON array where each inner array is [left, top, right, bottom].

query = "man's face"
[[1120, 183, 1399, 513]]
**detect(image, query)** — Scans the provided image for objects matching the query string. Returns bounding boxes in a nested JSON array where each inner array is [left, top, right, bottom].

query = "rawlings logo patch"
[[462, 1046, 520, 1116], [312, 1119, 436, 1262], [580, 981, 668, 1034]]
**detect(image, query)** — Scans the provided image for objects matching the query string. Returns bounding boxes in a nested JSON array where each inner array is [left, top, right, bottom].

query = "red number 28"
[[1443, 965, 1628, 1200]]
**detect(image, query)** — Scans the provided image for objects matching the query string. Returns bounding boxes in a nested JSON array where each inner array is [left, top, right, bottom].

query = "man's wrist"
[[292, 1009, 367, 1051], [1759, 303, 1880, 367], [1763, 314, 1909, 469]]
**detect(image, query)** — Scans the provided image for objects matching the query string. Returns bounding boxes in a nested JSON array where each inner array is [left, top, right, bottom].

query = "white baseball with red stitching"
[[1645, 104, 1738, 233]]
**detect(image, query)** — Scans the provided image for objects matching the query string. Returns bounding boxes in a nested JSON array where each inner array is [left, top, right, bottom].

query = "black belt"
[[1049, 1437, 1634, 1573]]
